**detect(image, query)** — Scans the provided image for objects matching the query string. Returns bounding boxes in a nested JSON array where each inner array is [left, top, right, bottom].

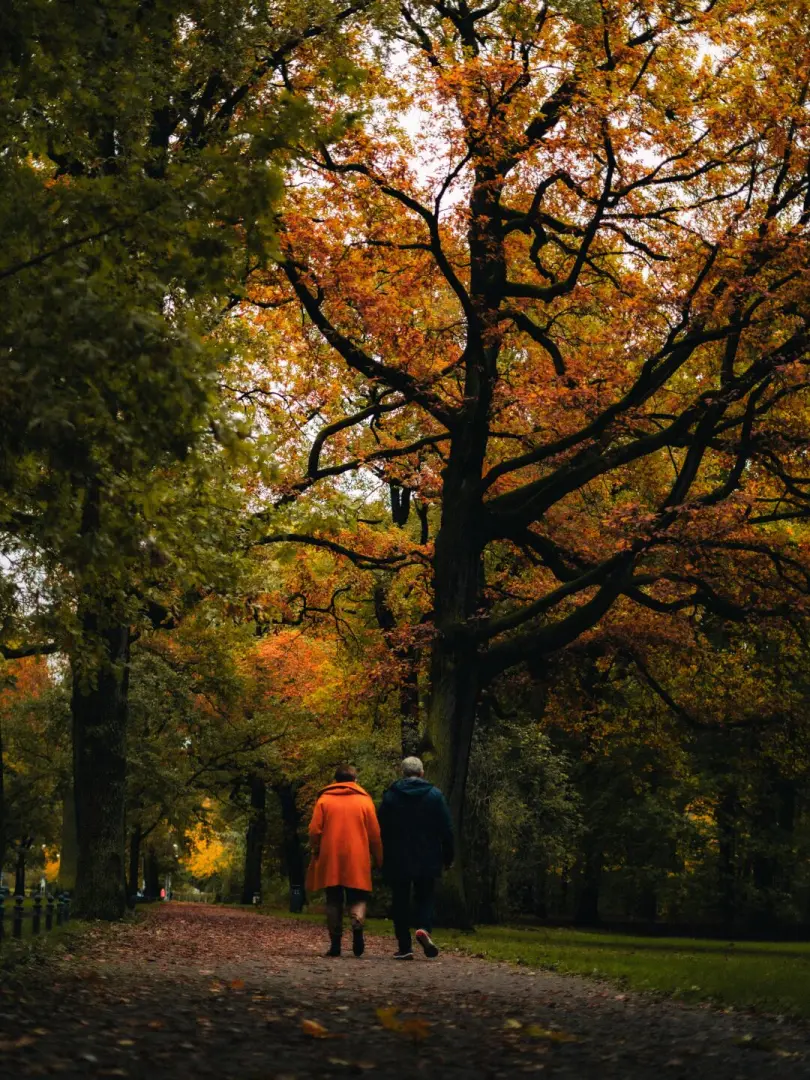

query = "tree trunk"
[[127, 824, 142, 905], [274, 780, 306, 897], [59, 785, 78, 891], [72, 618, 130, 920], [423, 148, 501, 916], [425, 451, 487, 926], [241, 773, 267, 904]]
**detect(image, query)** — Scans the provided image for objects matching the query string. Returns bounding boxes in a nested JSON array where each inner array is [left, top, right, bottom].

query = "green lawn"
[[0, 895, 73, 950], [264, 907, 810, 1019]]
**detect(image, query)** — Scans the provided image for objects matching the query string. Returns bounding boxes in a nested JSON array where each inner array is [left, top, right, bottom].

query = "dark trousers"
[[391, 877, 436, 952], [324, 886, 368, 936]]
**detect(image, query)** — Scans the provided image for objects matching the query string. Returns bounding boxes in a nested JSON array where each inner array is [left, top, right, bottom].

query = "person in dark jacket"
[[378, 756, 454, 959]]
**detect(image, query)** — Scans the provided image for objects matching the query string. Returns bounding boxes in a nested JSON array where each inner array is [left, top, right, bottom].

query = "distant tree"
[[0, 0, 373, 917]]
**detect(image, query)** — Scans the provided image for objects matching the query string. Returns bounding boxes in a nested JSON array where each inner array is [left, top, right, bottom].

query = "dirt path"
[[1, 904, 807, 1078]]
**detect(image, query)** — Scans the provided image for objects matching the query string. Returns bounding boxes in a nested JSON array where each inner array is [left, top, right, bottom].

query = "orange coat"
[[306, 782, 383, 893]]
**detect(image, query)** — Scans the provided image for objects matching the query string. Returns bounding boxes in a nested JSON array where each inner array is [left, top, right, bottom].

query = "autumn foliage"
[[3, 0, 810, 929]]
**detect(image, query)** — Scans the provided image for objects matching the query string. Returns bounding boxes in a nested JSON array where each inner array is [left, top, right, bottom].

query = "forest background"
[[2, 0, 810, 936]]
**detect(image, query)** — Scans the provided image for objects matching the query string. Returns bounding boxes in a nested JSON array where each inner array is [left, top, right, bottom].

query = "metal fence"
[[0, 893, 71, 942]]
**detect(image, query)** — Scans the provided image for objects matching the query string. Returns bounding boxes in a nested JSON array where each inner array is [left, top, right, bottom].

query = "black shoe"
[[415, 929, 439, 958], [352, 928, 365, 957], [326, 935, 341, 957], [393, 949, 414, 960]]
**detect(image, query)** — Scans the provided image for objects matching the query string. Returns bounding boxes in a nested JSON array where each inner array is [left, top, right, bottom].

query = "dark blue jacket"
[[378, 778, 454, 881]]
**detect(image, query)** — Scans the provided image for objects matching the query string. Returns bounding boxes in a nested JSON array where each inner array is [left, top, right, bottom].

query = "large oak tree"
[[247, 0, 810, 913]]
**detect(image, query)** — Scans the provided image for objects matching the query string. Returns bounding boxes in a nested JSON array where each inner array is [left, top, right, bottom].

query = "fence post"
[[46, 895, 54, 931], [56, 895, 64, 926], [0, 894, 5, 940], [33, 895, 42, 935], [13, 895, 24, 939], [63, 894, 71, 923]]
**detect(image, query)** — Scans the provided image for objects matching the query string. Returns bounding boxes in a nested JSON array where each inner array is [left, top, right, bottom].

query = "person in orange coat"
[[307, 764, 383, 957]]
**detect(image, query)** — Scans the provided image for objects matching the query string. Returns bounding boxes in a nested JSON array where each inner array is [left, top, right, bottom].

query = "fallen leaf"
[[229, 979, 245, 991], [401, 1018, 431, 1042], [376, 1007, 402, 1032], [117, 1039, 135, 1047], [734, 1034, 778, 1052], [525, 1025, 578, 1043], [0, 1034, 36, 1050], [504, 1018, 523, 1030], [147, 1019, 165, 1030], [301, 1019, 330, 1039]]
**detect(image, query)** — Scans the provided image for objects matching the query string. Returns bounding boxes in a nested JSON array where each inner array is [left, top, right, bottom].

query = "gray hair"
[[401, 756, 424, 777]]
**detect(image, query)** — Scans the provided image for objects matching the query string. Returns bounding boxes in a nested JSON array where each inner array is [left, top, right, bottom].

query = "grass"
[[0, 895, 78, 959], [0, 912, 87, 971], [261, 906, 810, 1020]]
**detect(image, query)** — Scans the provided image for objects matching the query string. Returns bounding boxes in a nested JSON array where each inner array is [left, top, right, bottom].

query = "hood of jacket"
[[319, 781, 368, 797], [388, 777, 435, 798]]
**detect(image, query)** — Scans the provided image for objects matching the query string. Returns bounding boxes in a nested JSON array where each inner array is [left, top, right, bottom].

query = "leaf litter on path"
[[0, 903, 808, 1079]]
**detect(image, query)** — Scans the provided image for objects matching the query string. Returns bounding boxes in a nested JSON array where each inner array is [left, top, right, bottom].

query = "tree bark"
[[72, 617, 130, 919], [423, 155, 504, 926], [274, 780, 306, 897], [425, 451, 487, 926], [241, 773, 267, 904]]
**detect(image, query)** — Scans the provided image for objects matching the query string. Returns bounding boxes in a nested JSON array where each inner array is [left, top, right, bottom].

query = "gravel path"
[[0, 903, 807, 1077]]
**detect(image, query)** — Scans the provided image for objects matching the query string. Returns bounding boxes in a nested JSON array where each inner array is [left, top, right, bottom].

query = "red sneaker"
[[415, 929, 439, 958]]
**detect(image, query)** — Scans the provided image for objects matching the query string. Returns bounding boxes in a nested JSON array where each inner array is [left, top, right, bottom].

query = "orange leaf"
[[301, 1019, 331, 1039], [401, 1018, 431, 1042]]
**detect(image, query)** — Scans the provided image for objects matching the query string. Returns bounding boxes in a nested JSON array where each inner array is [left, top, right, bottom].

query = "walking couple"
[[306, 756, 454, 959]]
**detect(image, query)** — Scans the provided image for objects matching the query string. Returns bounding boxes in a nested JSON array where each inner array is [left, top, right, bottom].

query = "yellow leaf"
[[525, 1025, 577, 1043], [504, 1018, 523, 1030], [376, 1007, 403, 1032]]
